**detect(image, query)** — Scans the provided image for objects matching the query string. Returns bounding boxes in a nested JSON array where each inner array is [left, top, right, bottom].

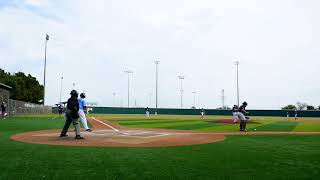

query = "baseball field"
[[1, 114, 320, 179]]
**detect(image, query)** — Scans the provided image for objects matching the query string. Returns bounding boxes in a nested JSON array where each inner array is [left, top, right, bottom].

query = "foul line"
[[90, 117, 120, 132]]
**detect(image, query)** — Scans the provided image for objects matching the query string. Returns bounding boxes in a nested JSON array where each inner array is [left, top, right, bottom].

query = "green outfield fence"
[[53, 107, 320, 117]]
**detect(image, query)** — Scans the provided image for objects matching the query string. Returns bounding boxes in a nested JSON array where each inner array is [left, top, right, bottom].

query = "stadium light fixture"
[[124, 70, 133, 108], [43, 34, 49, 105], [154, 60, 160, 115], [235, 61, 240, 107], [178, 75, 185, 108], [192, 91, 197, 108]]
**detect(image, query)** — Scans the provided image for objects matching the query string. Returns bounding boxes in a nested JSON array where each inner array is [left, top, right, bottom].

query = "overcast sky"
[[1, 0, 320, 109]]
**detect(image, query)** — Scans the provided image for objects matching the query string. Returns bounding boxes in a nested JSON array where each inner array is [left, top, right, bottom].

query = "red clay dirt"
[[11, 117, 320, 147]]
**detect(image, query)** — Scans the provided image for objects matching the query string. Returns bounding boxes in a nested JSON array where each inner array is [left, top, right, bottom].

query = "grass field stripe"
[[90, 117, 120, 132]]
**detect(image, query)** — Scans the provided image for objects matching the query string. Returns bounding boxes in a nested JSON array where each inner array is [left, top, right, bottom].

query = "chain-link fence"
[[7, 99, 52, 116]]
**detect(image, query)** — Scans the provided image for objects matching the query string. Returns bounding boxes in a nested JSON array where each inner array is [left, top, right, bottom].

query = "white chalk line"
[[89, 117, 171, 138], [90, 117, 120, 132]]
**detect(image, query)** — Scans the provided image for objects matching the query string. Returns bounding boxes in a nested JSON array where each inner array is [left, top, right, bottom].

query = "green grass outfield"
[[0, 114, 320, 179], [93, 114, 320, 132]]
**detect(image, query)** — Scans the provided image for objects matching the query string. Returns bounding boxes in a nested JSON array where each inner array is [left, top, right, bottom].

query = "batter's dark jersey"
[[238, 105, 247, 114], [232, 106, 238, 112]]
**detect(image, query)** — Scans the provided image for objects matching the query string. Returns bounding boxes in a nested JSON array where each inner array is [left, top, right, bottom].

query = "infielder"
[[201, 108, 205, 119], [60, 90, 84, 139], [78, 93, 92, 132], [145, 107, 150, 118], [232, 105, 239, 123]]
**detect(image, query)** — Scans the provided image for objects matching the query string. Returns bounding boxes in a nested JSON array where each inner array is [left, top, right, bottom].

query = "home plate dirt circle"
[[11, 129, 226, 147], [11, 118, 225, 147]]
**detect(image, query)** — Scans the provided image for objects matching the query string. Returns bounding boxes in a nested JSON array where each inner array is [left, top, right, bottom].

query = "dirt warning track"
[[11, 117, 320, 147]]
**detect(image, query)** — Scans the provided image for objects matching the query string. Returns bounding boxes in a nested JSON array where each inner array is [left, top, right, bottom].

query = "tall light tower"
[[192, 91, 197, 108], [124, 70, 133, 107], [149, 93, 152, 107], [43, 34, 49, 105], [235, 61, 240, 107], [112, 92, 116, 106], [221, 89, 225, 108], [59, 76, 63, 105], [154, 60, 160, 115], [178, 75, 185, 108]]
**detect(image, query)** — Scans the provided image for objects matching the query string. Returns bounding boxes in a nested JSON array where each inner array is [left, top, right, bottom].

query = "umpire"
[[60, 90, 84, 139]]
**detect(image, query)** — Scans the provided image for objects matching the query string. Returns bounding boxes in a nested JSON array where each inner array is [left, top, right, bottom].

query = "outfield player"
[[60, 90, 84, 139], [78, 93, 92, 132], [232, 105, 239, 123], [201, 108, 205, 119], [237, 101, 249, 131], [145, 107, 150, 118], [294, 110, 298, 120]]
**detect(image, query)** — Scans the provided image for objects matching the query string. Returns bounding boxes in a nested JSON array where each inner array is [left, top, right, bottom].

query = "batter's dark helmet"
[[242, 101, 248, 105], [80, 93, 86, 98], [70, 90, 78, 97]]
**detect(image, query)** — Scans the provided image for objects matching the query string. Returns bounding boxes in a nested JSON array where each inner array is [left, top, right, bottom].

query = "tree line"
[[0, 68, 43, 104], [282, 102, 320, 111]]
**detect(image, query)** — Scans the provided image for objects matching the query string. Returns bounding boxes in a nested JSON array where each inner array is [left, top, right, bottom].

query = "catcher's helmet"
[[70, 90, 78, 97], [80, 93, 86, 98], [242, 101, 248, 105]]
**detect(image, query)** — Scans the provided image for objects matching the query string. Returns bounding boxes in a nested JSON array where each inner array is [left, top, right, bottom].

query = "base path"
[[11, 117, 320, 147]]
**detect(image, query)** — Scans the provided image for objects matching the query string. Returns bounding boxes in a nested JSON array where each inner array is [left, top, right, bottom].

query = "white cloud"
[[24, 0, 51, 7]]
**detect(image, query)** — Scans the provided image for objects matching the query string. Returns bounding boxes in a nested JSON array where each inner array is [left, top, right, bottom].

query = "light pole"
[[149, 93, 152, 107], [72, 83, 75, 89], [178, 75, 185, 108], [112, 92, 116, 106], [154, 60, 160, 115], [235, 61, 240, 107], [59, 76, 63, 105], [124, 70, 133, 107], [43, 34, 49, 105], [192, 91, 196, 108]]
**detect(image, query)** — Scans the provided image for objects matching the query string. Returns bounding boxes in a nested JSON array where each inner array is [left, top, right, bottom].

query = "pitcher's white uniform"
[[201, 108, 205, 118], [232, 105, 239, 123]]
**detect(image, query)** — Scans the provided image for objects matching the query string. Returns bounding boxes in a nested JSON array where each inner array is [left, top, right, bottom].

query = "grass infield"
[[0, 114, 320, 179]]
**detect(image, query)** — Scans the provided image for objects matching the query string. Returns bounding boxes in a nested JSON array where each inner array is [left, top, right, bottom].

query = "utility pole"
[[192, 91, 197, 108], [178, 75, 185, 108], [59, 76, 63, 105], [154, 60, 160, 115], [112, 92, 116, 106], [43, 34, 49, 105], [221, 89, 225, 109], [235, 61, 240, 107], [149, 93, 152, 107], [124, 70, 133, 107]]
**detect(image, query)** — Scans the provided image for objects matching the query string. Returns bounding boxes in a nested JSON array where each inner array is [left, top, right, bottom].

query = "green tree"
[[296, 102, 307, 110], [0, 68, 44, 104], [306, 105, 315, 110], [281, 105, 296, 110]]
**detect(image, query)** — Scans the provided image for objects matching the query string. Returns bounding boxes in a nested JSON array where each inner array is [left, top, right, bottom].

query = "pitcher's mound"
[[11, 129, 225, 147]]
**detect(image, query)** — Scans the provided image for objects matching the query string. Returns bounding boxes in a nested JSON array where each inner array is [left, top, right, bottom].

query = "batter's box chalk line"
[[89, 117, 171, 138]]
